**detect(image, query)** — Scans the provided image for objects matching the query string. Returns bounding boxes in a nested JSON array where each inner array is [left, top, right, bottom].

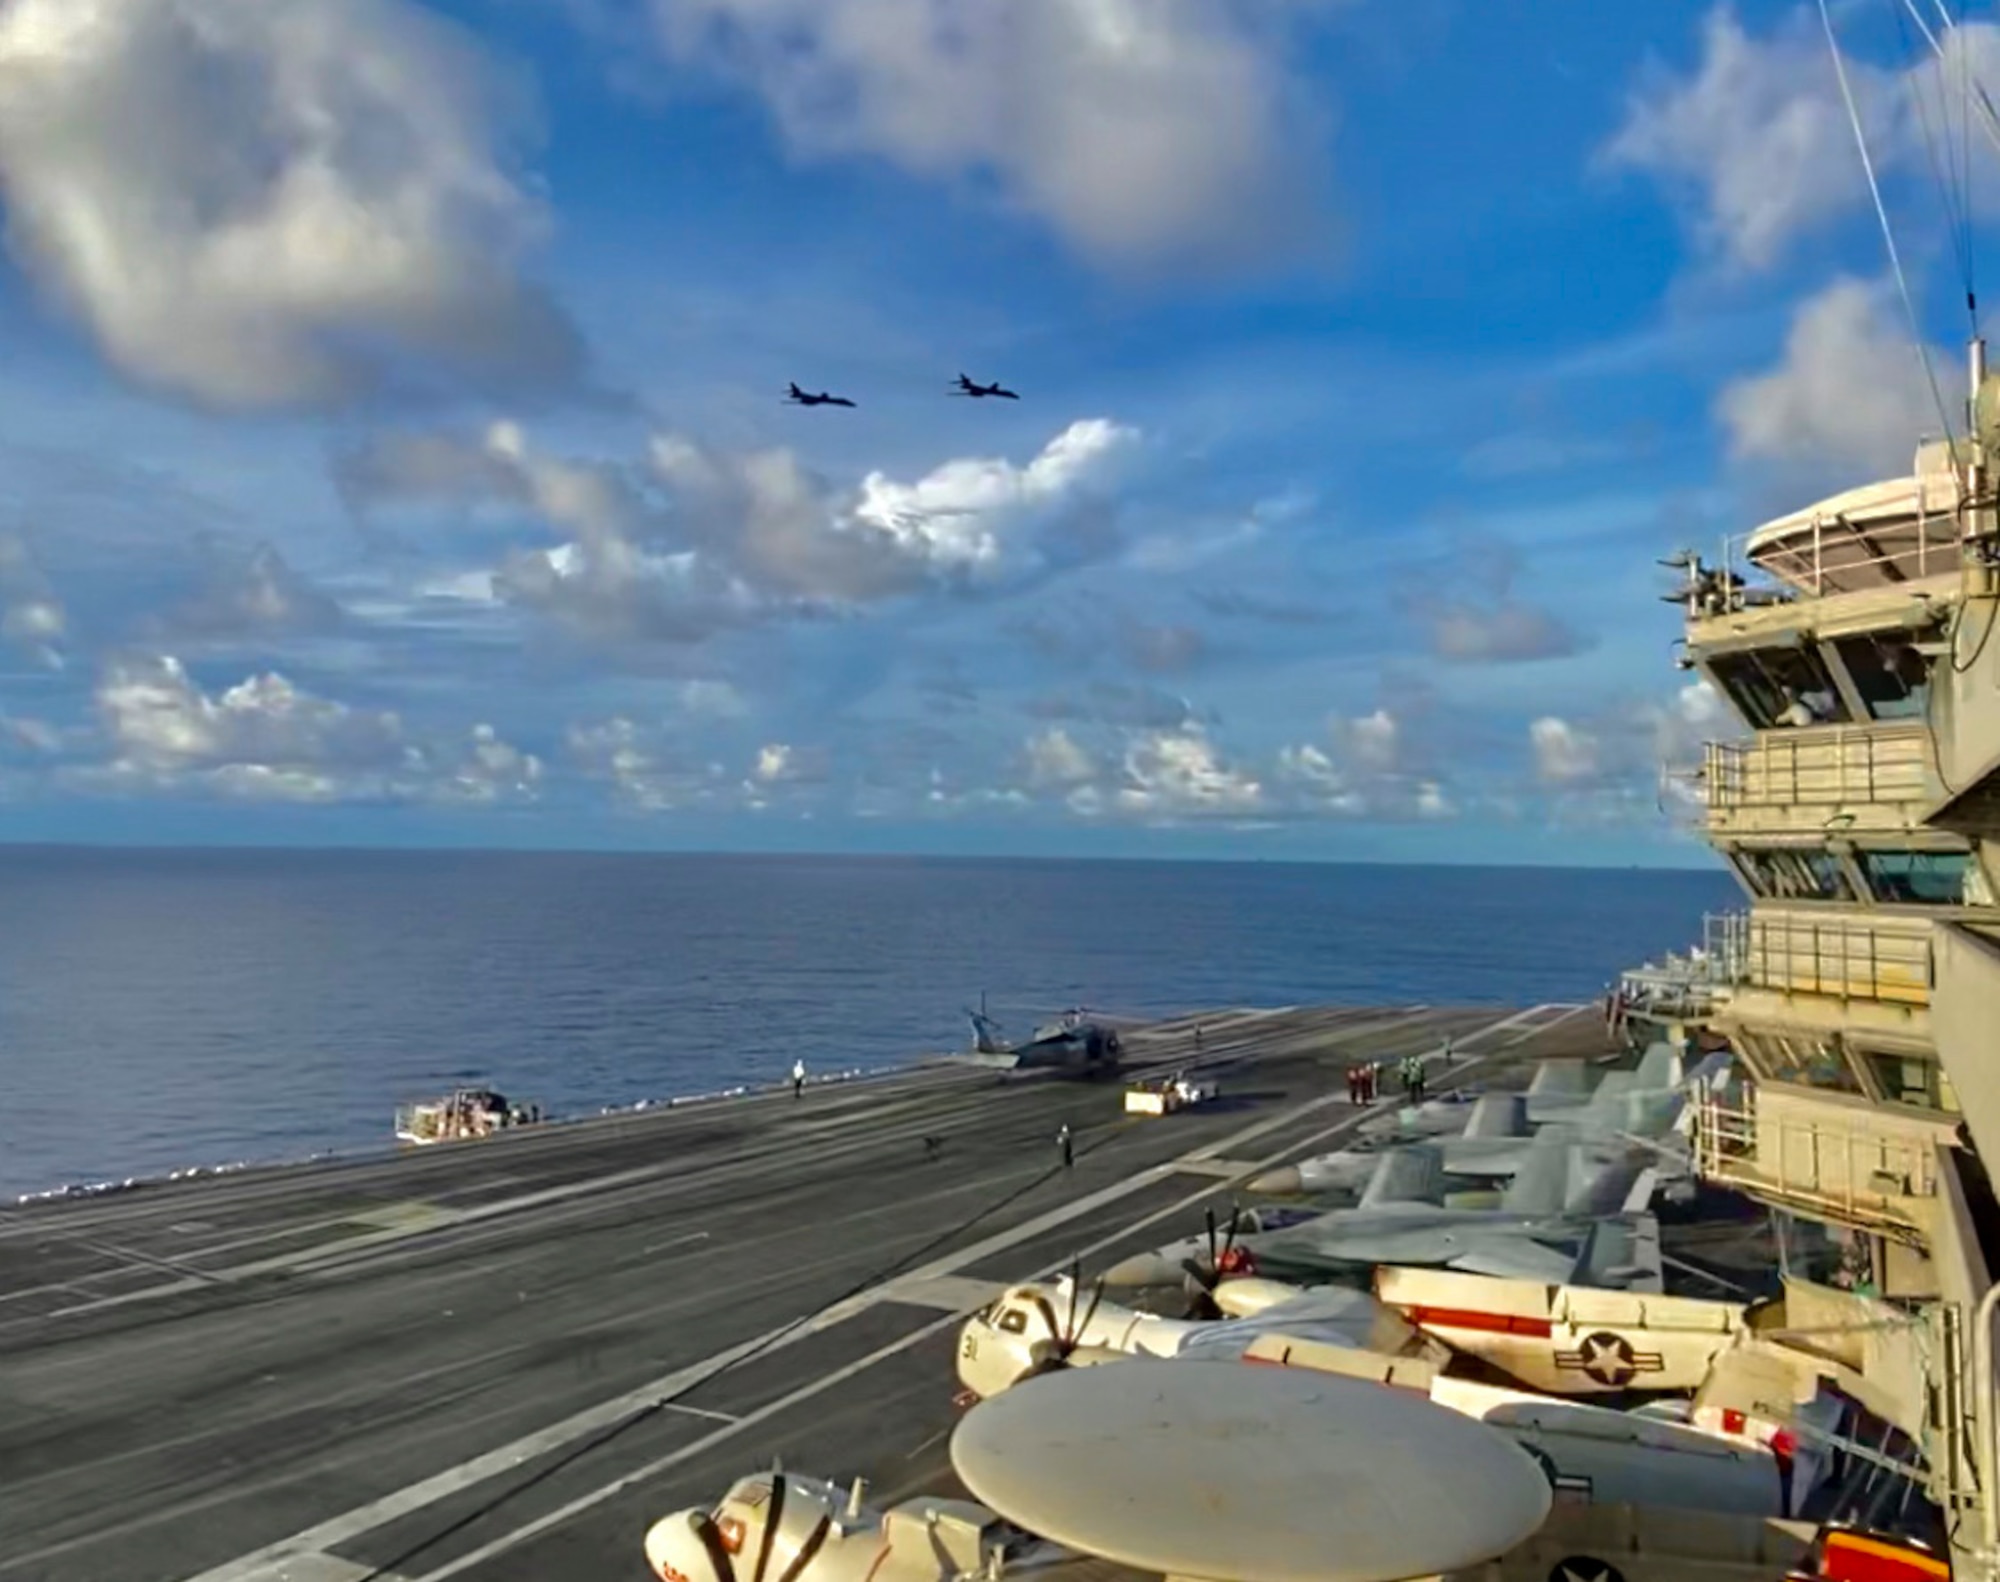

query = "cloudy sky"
[[0, 0, 1986, 862]]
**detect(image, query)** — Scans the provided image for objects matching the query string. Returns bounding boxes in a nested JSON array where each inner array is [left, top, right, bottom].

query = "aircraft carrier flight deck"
[[0, 1003, 1649, 1582]]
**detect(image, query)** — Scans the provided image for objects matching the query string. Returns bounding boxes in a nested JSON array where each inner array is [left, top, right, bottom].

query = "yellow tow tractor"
[[1123, 1070, 1219, 1117]]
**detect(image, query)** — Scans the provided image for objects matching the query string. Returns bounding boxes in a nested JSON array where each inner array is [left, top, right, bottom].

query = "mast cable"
[[1893, 0, 1977, 325], [1820, 0, 1959, 446], [1901, 0, 2000, 164]]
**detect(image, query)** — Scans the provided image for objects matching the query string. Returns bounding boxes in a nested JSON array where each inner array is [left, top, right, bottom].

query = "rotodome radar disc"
[[951, 1360, 1552, 1582]]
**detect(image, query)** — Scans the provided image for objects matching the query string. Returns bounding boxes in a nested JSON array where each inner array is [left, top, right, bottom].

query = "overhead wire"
[[1893, 0, 1978, 329], [1820, 0, 1960, 449], [357, 1112, 1137, 1581]]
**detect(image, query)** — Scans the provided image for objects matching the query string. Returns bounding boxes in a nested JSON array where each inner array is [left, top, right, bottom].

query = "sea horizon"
[[0, 848, 1733, 1198]]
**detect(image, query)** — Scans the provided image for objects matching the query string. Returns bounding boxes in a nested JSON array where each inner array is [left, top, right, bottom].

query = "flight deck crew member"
[[1058, 1122, 1074, 1169], [792, 1058, 806, 1100]]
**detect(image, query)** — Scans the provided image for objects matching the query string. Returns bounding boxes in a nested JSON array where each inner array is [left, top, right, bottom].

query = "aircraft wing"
[[1174, 1285, 1405, 1362], [1442, 1235, 1587, 1285]]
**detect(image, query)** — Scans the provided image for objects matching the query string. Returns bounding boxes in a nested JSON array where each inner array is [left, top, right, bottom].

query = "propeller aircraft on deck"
[[643, 1469, 1078, 1582]]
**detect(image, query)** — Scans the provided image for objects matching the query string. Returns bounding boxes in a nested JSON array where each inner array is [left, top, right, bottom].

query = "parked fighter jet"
[[1252, 1048, 1730, 1194], [785, 382, 856, 407], [953, 998, 1125, 1077], [1104, 1125, 1663, 1290], [642, 1469, 1076, 1582], [950, 373, 1019, 400]]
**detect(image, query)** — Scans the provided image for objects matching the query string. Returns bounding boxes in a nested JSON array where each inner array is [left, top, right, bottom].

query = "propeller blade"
[[1062, 1257, 1082, 1346], [1204, 1205, 1218, 1273], [1072, 1276, 1106, 1347], [752, 1471, 787, 1582]]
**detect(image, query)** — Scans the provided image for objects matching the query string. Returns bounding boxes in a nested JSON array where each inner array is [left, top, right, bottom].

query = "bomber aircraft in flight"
[[950, 373, 1019, 399], [785, 382, 856, 407]]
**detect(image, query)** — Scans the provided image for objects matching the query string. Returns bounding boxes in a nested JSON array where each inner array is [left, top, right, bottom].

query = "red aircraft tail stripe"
[[1402, 1304, 1554, 1338]]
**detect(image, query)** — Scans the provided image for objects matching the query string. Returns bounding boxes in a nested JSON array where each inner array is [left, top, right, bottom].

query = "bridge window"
[[1707, 648, 1848, 728], [1832, 636, 1933, 721], [1764, 1034, 1863, 1094], [1734, 848, 1851, 901], [1855, 850, 1971, 905], [1860, 1049, 1953, 1112]]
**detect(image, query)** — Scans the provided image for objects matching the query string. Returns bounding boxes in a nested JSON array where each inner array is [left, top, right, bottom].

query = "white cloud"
[[94, 655, 408, 800], [1011, 722, 1262, 821], [1404, 537, 1588, 665], [165, 541, 343, 641], [1331, 708, 1400, 775], [1025, 727, 1098, 788], [660, 417, 1140, 600], [1280, 706, 1458, 821], [338, 416, 1141, 645], [0, 534, 66, 669], [1527, 680, 1743, 817], [432, 724, 544, 804], [568, 716, 711, 811], [1602, 6, 2000, 271], [1424, 600, 1586, 664], [1529, 716, 1602, 785], [87, 654, 537, 804], [1113, 727, 1263, 818], [0, 0, 580, 408], [754, 743, 795, 783], [1718, 277, 1945, 474], [643, 0, 1331, 270]]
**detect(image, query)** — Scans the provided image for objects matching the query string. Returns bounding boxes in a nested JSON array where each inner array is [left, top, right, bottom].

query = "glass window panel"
[[1862, 1049, 1942, 1110], [1856, 850, 1972, 905], [1736, 847, 1849, 900], [1834, 636, 1933, 722]]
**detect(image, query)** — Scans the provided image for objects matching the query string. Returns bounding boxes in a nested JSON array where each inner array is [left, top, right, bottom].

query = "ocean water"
[[0, 849, 1736, 1198]]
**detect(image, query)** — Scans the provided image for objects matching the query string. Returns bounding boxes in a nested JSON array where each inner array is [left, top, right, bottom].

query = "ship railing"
[[1704, 725, 1935, 812], [1719, 439, 1965, 599], [1692, 1089, 1941, 1239], [1734, 909, 1934, 1006]]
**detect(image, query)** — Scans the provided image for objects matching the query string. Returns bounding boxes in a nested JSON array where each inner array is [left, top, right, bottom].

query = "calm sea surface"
[[0, 849, 1735, 1197]]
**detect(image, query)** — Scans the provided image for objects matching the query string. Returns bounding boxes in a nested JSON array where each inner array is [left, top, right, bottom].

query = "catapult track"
[[0, 1002, 1610, 1582]]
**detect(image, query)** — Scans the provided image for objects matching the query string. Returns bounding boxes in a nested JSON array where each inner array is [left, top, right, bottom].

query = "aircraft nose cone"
[[644, 1511, 713, 1582], [1246, 1165, 1303, 1195]]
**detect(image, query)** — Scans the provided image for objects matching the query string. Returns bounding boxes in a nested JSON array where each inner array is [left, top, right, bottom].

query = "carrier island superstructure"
[[1642, 342, 2000, 1582]]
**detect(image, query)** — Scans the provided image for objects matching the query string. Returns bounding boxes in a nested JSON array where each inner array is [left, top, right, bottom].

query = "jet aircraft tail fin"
[[1500, 1126, 1575, 1215], [1462, 1092, 1530, 1139], [1360, 1143, 1445, 1209]]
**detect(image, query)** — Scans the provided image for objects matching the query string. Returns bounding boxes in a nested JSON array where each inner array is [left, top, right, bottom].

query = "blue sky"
[[0, 0, 1989, 863]]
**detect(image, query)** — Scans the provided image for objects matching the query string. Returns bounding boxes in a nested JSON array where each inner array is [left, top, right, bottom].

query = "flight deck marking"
[[660, 1403, 742, 1425], [391, 1010, 1560, 1582], [179, 1004, 1554, 1582]]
